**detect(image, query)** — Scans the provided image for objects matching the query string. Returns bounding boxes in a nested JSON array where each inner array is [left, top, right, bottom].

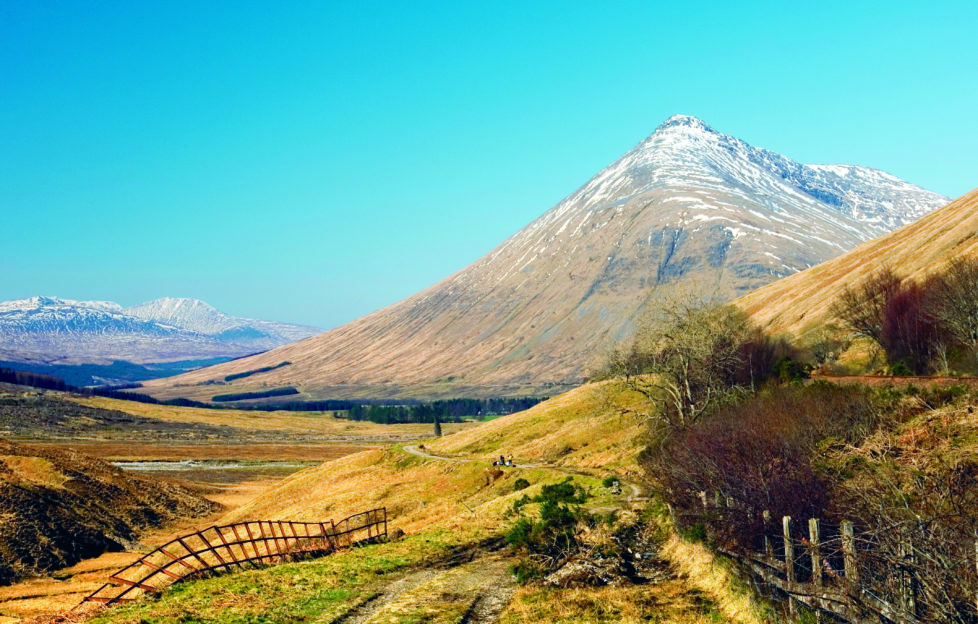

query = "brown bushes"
[[832, 258, 978, 374], [602, 302, 794, 431], [644, 383, 885, 545], [646, 380, 978, 619]]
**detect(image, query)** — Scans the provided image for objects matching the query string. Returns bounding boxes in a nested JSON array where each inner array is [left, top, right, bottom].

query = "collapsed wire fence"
[[674, 492, 978, 623], [82, 508, 387, 607]]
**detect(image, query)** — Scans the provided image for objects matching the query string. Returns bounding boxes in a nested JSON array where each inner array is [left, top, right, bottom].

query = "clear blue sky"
[[2, 1, 976, 328]]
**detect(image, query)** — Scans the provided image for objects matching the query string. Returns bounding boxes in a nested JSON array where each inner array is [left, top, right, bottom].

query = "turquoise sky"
[[2, 1, 976, 328]]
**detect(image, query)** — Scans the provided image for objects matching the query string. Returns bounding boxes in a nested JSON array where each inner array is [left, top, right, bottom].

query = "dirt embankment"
[[0, 439, 218, 586], [809, 373, 978, 388]]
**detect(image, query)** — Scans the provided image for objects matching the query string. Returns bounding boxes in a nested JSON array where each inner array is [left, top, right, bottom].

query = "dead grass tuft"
[[659, 534, 765, 624]]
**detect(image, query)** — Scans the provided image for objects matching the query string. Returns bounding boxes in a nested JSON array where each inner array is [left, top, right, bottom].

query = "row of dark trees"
[[831, 257, 978, 374], [1, 365, 543, 423], [346, 397, 544, 424], [0, 366, 212, 407], [0, 367, 70, 391]]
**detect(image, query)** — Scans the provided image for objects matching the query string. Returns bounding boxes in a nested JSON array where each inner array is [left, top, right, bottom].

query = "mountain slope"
[[0, 296, 319, 366], [142, 115, 948, 401], [126, 297, 320, 349], [734, 187, 978, 337]]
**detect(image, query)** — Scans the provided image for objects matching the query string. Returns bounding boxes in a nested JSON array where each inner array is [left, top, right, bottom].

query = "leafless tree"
[[930, 256, 978, 352], [830, 266, 902, 344], [612, 301, 763, 431]]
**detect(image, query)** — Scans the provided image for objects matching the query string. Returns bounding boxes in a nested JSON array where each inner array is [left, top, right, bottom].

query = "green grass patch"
[[91, 530, 465, 624]]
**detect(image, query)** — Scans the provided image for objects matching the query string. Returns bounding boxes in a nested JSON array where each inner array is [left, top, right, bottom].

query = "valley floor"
[[46, 382, 766, 624], [0, 391, 474, 622]]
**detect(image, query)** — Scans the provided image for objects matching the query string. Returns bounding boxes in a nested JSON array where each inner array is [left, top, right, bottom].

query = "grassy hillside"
[[0, 439, 217, 586], [428, 382, 647, 473], [88, 383, 764, 624], [220, 383, 647, 534], [736, 187, 978, 338]]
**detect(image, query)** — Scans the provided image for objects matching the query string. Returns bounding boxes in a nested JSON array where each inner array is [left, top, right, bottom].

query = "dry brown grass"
[[500, 582, 726, 624], [658, 533, 764, 624], [0, 456, 67, 489], [736, 188, 978, 339], [428, 381, 648, 475], [70, 396, 473, 439], [219, 447, 567, 536]]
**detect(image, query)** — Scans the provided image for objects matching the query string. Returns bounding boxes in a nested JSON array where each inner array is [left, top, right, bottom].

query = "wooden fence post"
[[809, 518, 822, 590], [900, 538, 918, 620], [841, 521, 858, 590], [783, 516, 796, 585], [762, 510, 773, 562]]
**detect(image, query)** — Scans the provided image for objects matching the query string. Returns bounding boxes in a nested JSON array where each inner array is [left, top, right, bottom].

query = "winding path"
[[402, 445, 648, 502]]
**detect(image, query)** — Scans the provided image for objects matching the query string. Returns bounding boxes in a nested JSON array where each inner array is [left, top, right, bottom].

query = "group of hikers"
[[492, 454, 515, 467]]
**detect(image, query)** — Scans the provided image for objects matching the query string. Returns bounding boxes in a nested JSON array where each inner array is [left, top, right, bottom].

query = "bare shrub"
[[645, 384, 886, 547], [607, 301, 791, 432], [832, 267, 950, 374], [881, 281, 947, 374], [930, 256, 978, 352], [831, 266, 902, 344]]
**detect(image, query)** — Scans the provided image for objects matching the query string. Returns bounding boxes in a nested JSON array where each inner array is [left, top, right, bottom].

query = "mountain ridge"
[[734, 187, 978, 338], [0, 295, 320, 366], [126, 297, 320, 345], [132, 114, 946, 400]]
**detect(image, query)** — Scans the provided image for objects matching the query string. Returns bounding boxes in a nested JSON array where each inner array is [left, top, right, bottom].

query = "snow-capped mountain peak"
[[143, 114, 952, 401], [0, 296, 321, 366], [125, 298, 321, 345], [0, 296, 124, 315], [560, 114, 946, 241], [654, 113, 714, 132], [127, 297, 231, 335]]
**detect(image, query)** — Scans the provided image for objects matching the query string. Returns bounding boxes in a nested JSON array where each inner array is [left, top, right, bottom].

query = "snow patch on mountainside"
[[126, 297, 320, 345]]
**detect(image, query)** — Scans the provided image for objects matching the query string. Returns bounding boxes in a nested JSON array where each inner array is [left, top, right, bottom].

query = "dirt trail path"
[[388, 444, 667, 623], [403, 445, 649, 503], [332, 553, 516, 624]]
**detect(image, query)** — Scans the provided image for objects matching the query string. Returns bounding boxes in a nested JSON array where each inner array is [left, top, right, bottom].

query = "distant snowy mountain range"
[[0, 296, 320, 367]]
